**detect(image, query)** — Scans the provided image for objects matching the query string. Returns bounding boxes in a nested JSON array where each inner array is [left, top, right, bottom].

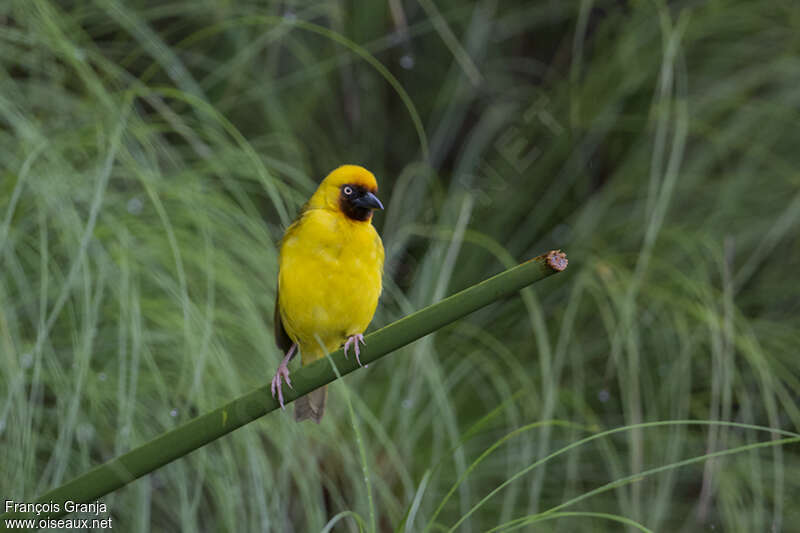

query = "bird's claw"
[[343, 333, 367, 367], [271, 363, 292, 409]]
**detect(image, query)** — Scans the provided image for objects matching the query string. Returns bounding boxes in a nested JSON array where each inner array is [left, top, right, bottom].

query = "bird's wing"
[[273, 284, 294, 353], [273, 201, 310, 353]]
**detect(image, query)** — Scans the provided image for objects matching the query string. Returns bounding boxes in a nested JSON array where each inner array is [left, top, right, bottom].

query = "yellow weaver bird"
[[271, 165, 385, 422]]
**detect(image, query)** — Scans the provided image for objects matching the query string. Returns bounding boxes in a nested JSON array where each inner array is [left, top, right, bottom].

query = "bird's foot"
[[271, 344, 296, 409], [343, 333, 367, 367], [270, 363, 292, 409]]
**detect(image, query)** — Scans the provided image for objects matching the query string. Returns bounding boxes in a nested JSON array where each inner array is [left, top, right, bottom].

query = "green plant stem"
[[0, 250, 567, 525]]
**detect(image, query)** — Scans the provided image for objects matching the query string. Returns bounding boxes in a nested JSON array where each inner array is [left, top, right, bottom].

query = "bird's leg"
[[343, 333, 367, 367], [271, 343, 296, 409]]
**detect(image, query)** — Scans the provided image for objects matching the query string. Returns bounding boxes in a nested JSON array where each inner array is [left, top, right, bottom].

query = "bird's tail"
[[294, 385, 327, 423]]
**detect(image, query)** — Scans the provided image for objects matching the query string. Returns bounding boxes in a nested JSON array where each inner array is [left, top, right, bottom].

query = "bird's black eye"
[[343, 186, 353, 196]]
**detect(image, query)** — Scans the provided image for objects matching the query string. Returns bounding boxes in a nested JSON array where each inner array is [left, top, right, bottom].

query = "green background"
[[1, 0, 799, 531]]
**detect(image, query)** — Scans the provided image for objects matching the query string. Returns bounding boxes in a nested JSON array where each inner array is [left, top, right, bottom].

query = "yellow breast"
[[277, 208, 384, 363]]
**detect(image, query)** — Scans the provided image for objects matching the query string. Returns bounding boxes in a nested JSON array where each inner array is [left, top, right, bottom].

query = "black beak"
[[352, 191, 384, 210]]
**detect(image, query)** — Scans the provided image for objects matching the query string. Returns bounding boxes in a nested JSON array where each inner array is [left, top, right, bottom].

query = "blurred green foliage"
[[1, 0, 799, 531]]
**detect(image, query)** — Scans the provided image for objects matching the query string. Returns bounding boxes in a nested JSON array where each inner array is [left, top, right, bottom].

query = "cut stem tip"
[[542, 249, 568, 272]]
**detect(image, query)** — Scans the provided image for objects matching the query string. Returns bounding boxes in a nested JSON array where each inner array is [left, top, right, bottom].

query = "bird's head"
[[310, 165, 384, 222]]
